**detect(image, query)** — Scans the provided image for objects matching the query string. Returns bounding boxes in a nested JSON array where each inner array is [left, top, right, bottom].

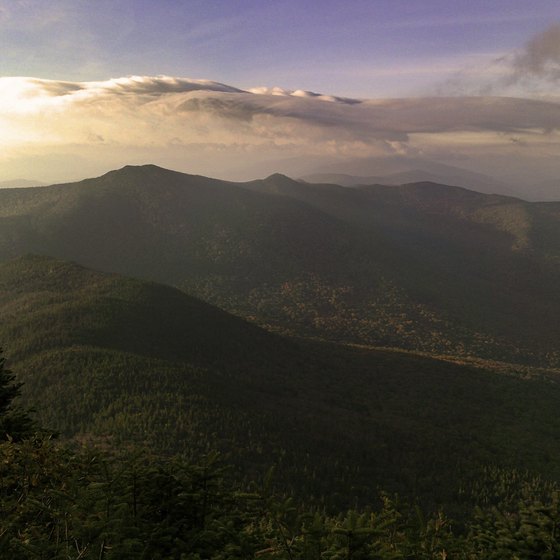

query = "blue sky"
[[1, 0, 559, 96]]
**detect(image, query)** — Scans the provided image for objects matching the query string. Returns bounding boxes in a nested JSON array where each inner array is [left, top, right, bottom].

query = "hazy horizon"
[[1, 1, 559, 198]]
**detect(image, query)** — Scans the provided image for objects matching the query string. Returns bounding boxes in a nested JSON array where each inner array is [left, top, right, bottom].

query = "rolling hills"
[[2, 255, 560, 514], [0, 165, 558, 368]]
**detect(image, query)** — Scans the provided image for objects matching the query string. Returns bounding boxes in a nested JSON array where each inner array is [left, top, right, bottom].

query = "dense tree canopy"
[[2, 436, 560, 559]]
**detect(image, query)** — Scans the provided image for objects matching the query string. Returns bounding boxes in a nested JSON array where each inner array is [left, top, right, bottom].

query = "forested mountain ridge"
[[0, 252, 281, 365], [3, 254, 560, 513], [0, 165, 559, 368]]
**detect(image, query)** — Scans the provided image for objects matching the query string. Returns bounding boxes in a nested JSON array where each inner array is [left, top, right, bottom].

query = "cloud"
[[0, 75, 559, 189], [440, 24, 560, 96], [94, 76, 246, 96], [511, 23, 560, 81]]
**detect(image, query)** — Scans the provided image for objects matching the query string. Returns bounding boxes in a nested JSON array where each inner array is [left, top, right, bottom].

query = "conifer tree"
[[0, 348, 34, 440]]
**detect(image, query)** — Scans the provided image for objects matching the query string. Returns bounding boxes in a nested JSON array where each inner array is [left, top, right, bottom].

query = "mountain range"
[[1, 164, 560, 508], [0, 164, 558, 368], [300, 155, 514, 198], [5, 76, 560, 202]]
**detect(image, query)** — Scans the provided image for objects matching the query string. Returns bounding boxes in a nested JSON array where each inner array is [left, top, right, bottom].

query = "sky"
[[1, 0, 560, 198]]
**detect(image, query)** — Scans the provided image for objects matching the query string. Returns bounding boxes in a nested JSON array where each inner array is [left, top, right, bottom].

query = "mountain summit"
[[0, 165, 559, 367]]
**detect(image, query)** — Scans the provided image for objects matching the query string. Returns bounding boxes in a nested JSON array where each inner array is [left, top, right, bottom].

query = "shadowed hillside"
[[3, 255, 560, 513], [0, 165, 559, 367]]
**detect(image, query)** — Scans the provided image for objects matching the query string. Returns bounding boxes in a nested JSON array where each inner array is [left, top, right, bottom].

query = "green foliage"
[[0, 438, 249, 559], [2, 256, 560, 515], [467, 491, 560, 559], [4, 436, 560, 559], [0, 438, 449, 559]]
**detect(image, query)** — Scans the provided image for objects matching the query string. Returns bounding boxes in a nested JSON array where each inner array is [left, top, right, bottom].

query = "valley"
[[1, 162, 560, 515], [0, 165, 558, 369]]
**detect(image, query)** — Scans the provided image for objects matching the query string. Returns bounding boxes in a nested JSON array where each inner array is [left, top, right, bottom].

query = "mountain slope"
[[245, 175, 560, 364], [0, 165, 370, 283], [0, 253, 281, 365], [3, 255, 560, 513], [300, 169, 509, 193], [0, 165, 559, 367]]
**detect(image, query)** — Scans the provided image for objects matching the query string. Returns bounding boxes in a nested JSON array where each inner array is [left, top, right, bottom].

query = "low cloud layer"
[[0, 75, 559, 196]]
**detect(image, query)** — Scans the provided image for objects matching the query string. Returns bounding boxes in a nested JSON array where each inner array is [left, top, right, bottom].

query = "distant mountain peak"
[[98, 163, 190, 183], [121, 163, 164, 170], [115, 163, 172, 174], [264, 172, 296, 182], [397, 181, 521, 203]]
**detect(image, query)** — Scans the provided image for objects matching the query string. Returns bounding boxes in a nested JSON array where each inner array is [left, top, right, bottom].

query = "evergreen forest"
[[1, 166, 560, 558]]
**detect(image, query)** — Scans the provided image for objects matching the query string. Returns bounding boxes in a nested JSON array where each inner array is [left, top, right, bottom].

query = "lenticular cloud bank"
[[0, 75, 559, 198]]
